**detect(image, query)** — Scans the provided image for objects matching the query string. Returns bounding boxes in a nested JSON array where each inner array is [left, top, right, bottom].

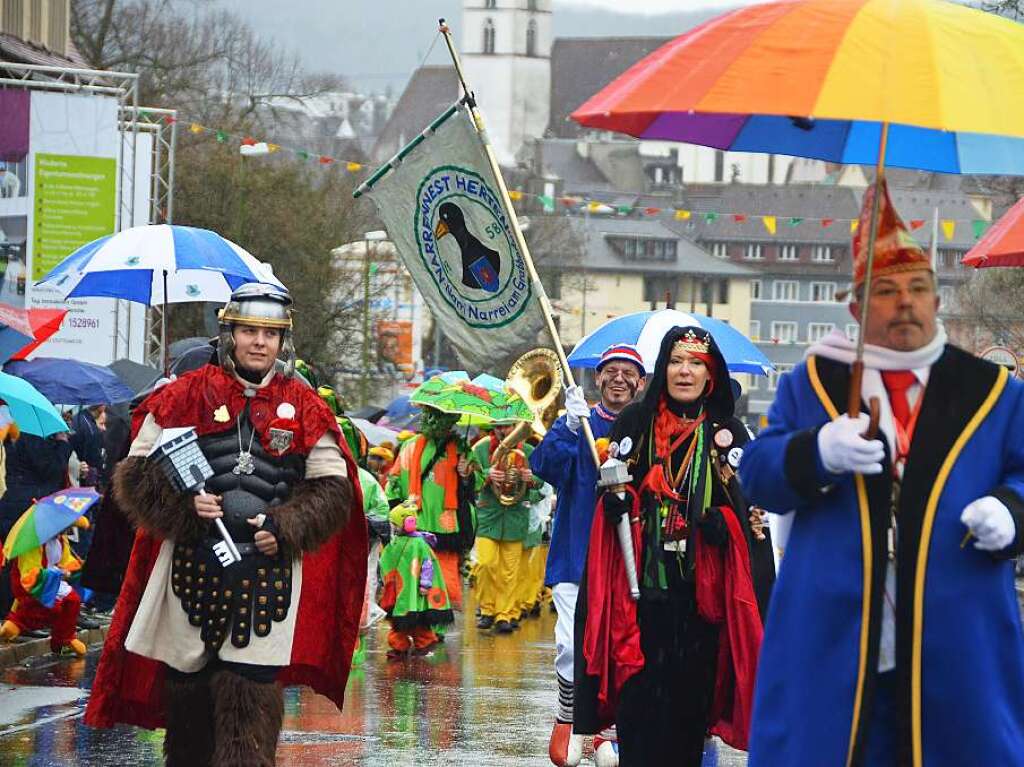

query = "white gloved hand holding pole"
[[564, 385, 590, 434], [817, 413, 886, 475], [961, 496, 1016, 551]]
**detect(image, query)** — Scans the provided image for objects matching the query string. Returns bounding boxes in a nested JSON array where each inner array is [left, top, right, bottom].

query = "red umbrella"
[[962, 197, 1024, 268], [9, 308, 68, 360]]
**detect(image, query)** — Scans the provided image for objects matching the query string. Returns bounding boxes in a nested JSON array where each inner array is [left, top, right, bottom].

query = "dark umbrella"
[[107, 359, 161, 396], [350, 405, 387, 422], [4, 357, 134, 405], [168, 336, 212, 360]]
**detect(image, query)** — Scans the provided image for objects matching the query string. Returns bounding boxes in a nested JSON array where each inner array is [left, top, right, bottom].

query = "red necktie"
[[881, 370, 917, 432]]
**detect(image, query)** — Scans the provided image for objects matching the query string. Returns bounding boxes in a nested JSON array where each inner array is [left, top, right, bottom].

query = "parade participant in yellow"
[[472, 421, 542, 633], [386, 407, 473, 609]]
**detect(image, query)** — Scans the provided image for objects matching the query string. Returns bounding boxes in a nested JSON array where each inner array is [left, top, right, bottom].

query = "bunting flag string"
[[179, 115, 994, 240]]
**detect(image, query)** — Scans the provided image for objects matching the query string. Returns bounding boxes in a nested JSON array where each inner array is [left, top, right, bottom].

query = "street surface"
[[0, 592, 746, 766]]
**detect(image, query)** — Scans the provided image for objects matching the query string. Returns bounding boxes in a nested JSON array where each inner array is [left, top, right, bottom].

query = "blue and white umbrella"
[[568, 309, 773, 376], [37, 224, 283, 305]]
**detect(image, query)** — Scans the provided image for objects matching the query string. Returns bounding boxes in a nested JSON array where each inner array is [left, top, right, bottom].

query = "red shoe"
[[548, 721, 583, 767]]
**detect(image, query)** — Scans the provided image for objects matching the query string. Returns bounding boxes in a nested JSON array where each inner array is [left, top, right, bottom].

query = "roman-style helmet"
[[217, 282, 295, 377]]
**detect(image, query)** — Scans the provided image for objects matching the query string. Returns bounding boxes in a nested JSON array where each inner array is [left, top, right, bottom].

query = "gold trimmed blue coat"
[[740, 346, 1024, 767]]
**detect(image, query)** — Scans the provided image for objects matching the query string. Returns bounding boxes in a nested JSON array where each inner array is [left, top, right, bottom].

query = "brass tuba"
[[490, 348, 563, 506]]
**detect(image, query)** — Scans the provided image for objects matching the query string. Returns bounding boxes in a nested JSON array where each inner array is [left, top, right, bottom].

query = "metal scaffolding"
[[0, 61, 176, 365]]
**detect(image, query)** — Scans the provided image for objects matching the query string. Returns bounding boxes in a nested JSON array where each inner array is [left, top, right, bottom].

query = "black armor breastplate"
[[171, 404, 305, 652]]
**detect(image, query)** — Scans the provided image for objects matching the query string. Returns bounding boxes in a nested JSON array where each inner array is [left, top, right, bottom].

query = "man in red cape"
[[85, 283, 367, 767]]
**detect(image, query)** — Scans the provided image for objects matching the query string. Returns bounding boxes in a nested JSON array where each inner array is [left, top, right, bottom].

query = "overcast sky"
[[558, 0, 761, 12]]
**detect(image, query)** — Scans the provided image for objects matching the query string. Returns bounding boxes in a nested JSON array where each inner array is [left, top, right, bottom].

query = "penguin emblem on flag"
[[434, 202, 502, 294]]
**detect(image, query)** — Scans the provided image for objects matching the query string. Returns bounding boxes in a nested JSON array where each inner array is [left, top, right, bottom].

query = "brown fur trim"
[[210, 670, 283, 767], [271, 475, 352, 555], [112, 456, 207, 543], [163, 672, 215, 767]]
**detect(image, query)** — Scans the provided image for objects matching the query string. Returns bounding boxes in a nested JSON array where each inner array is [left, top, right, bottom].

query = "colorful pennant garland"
[[179, 118, 994, 239]]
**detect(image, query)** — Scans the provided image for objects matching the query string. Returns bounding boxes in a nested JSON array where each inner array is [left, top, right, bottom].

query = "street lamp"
[[362, 230, 388, 407]]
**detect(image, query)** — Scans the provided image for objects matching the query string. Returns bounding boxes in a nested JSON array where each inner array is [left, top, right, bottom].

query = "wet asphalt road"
[[0, 592, 747, 766]]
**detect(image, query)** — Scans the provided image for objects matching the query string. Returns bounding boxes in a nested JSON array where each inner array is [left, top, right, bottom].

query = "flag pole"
[[438, 19, 601, 469], [848, 122, 888, 434]]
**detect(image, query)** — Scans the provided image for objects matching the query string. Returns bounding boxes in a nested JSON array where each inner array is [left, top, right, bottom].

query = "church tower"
[[461, 0, 552, 166]]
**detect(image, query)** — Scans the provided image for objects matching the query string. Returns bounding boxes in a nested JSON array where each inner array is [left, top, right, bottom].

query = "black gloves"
[[698, 507, 729, 547], [603, 491, 632, 525]]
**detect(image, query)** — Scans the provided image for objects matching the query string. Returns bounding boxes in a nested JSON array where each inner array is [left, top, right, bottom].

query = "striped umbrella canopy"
[[572, 0, 1024, 175], [36, 224, 283, 305], [2, 488, 99, 564]]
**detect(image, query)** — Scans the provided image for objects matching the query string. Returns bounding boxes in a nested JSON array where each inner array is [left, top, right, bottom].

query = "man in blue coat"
[[531, 344, 645, 767], [740, 181, 1024, 767]]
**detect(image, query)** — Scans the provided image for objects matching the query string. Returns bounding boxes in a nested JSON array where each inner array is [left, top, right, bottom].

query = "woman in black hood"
[[573, 326, 774, 766]]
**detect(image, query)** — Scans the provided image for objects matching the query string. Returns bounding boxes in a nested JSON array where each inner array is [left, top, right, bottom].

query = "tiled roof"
[[371, 65, 459, 163], [547, 37, 670, 138], [0, 32, 89, 68]]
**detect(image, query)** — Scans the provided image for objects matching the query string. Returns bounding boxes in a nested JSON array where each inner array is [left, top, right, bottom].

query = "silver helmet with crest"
[[217, 282, 295, 377]]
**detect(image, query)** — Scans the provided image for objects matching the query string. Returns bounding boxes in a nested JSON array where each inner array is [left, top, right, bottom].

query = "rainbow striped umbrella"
[[572, 0, 1024, 175], [1, 488, 98, 564], [573, 0, 1024, 419]]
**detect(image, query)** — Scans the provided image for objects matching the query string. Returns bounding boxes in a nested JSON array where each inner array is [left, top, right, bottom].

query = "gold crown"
[[673, 329, 710, 355]]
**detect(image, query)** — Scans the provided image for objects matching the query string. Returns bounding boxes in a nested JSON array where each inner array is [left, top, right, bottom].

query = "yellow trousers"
[[517, 543, 549, 613], [476, 537, 523, 623]]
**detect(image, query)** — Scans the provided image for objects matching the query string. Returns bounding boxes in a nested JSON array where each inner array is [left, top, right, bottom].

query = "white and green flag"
[[355, 103, 544, 372]]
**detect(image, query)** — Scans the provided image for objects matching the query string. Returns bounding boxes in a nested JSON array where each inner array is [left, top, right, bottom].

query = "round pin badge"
[[714, 429, 734, 449], [277, 402, 296, 419], [727, 447, 743, 469], [618, 436, 633, 457]]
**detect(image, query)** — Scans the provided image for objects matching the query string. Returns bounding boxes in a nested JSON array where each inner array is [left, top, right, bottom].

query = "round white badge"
[[618, 436, 633, 457], [727, 447, 743, 469], [714, 429, 734, 449], [277, 402, 296, 419]]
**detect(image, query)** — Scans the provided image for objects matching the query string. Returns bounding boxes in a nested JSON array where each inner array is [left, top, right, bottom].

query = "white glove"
[[961, 496, 1016, 551], [564, 385, 590, 433], [817, 414, 885, 475]]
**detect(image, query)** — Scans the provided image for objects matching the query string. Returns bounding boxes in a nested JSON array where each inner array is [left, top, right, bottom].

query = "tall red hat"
[[852, 178, 932, 289]]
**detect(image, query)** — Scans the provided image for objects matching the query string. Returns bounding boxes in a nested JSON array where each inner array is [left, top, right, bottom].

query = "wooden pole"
[[439, 19, 601, 468]]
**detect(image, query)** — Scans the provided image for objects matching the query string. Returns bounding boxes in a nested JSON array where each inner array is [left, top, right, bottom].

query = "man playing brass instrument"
[[471, 420, 543, 634]]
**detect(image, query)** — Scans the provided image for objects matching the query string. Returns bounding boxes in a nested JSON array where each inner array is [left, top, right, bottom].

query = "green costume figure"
[[386, 407, 474, 613], [471, 424, 542, 633], [358, 466, 390, 630], [379, 504, 453, 659]]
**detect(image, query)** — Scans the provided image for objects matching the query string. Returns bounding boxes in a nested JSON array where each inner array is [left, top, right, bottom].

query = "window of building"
[[750, 279, 762, 300], [618, 237, 677, 262], [748, 374, 759, 391], [717, 279, 729, 304], [711, 242, 728, 259], [486, 0, 497, 7], [771, 321, 798, 344], [769, 363, 795, 391], [643, 274, 677, 303], [623, 238, 636, 258], [700, 279, 713, 306], [772, 280, 799, 301], [779, 244, 798, 261], [714, 150, 725, 183], [526, 19, 537, 56], [745, 244, 763, 260], [846, 323, 860, 342], [528, 0, 538, 9], [749, 320, 761, 341], [483, 19, 496, 54], [807, 322, 835, 343], [812, 245, 833, 262], [810, 281, 837, 302], [938, 284, 956, 310]]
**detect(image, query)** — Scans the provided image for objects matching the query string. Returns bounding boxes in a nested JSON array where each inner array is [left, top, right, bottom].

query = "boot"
[[163, 671, 215, 767], [210, 669, 284, 767], [548, 721, 583, 767]]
